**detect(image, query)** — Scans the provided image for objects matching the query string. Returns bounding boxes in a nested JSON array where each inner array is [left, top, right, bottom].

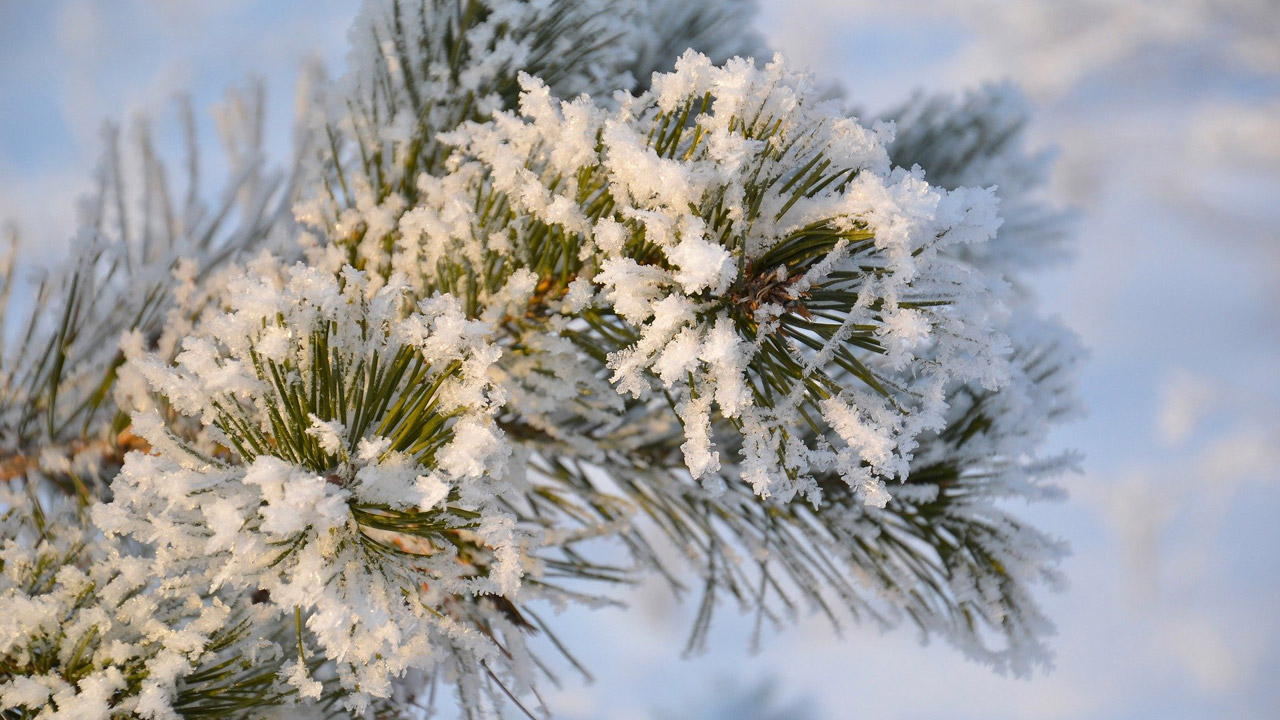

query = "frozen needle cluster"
[[0, 0, 1081, 717]]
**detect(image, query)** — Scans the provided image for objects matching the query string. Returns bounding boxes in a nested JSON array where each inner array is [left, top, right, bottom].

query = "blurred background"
[[2, 1, 1277, 717]]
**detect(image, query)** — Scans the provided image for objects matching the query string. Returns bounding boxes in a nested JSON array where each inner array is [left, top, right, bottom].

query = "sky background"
[[1, 1, 1278, 718]]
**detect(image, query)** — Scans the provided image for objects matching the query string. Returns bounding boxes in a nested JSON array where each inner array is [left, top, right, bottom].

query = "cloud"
[[1157, 370, 1219, 446], [1158, 612, 1244, 693]]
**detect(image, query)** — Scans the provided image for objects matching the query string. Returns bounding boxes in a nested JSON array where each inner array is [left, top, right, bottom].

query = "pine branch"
[[0, 1, 1084, 717]]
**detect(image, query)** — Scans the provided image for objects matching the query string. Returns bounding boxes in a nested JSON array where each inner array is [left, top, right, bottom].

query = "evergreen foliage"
[[0, 1, 1080, 717]]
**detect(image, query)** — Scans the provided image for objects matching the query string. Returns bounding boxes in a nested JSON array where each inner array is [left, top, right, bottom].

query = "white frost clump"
[[97, 260, 525, 710]]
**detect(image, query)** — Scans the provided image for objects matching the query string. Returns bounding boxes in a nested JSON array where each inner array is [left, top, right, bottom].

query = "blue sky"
[[2, 1, 1277, 718]]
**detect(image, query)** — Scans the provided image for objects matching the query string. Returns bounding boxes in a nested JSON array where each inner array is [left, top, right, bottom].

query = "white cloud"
[[1157, 370, 1218, 446]]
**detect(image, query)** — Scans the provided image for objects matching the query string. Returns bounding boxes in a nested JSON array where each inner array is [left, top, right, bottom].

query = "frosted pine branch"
[[0, 1, 1083, 718]]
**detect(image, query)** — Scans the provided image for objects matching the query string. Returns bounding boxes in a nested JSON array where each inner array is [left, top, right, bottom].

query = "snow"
[[305, 415, 348, 456], [668, 228, 736, 295]]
